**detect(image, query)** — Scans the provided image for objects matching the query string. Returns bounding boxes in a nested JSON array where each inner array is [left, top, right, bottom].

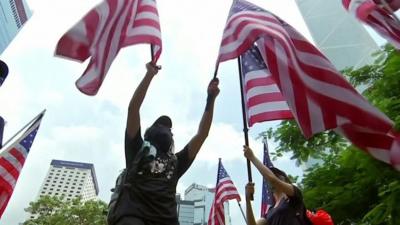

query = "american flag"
[[208, 160, 241, 225], [0, 112, 44, 217], [342, 0, 400, 49], [240, 45, 293, 127], [55, 0, 162, 96], [217, 0, 400, 170], [260, 139, 275, 217]]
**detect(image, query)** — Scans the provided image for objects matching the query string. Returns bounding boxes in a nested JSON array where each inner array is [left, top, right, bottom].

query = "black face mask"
[[144, 125, 173, 154]]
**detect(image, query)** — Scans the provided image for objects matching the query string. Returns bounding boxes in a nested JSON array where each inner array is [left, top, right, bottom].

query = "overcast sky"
[[0, 0, 330, 224]]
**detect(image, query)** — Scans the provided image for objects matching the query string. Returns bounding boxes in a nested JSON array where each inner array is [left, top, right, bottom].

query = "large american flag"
[[342, 0, 400, 49], [241, 45, 293, 126], [55, 0, 162, 96], [208, 160, 241, 225], [0, 112, 44, 217], [260, 139, 275, 217], [217, 0, 400, 170]]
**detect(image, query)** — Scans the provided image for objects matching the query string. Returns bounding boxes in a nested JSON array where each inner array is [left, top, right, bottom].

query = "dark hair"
[[144, 117, 173, 154], [0, 60, 8, 81], [152, 115, 172, 129], [270, 167, 291, 183]]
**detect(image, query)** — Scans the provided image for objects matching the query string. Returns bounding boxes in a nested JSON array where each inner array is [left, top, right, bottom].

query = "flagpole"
[[213, 64, 219, 79], [381, 0, 400, 24], [150, 44, 154, 62], [0, 109, 46, 152], [237, 56, 254, 196], [237, 200, 247, 224]]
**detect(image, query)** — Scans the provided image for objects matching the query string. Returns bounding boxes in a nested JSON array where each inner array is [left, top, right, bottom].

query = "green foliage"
[[23, 196, 107, 225], [263, 45, 400, 225], [261, 122, 347, 165]]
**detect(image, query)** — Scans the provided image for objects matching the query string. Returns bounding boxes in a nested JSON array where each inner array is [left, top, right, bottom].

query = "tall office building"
[[37, 160, 99, 201], [295, 0, 380, 70], [176, 194, 195, 225], [0, 0, 32, 54], [184, 183, 231, 225]]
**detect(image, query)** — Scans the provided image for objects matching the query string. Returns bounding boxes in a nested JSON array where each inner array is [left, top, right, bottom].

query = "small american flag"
[[342, 0, 400, 49], [0, 112, 44, 218], [217, 0, 400, 170], [240, 45, 293, 127], [260, 139, 275, 217], [208, 160, 241, 225], [55, 0, 162, 96]]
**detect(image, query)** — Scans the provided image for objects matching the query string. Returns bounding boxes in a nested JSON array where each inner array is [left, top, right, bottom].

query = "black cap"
[[0, 60, 8, 79], [152, 115, 172, 129]]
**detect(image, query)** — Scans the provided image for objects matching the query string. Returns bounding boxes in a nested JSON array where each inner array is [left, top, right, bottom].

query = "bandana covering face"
[[144, 124, 174, 154]]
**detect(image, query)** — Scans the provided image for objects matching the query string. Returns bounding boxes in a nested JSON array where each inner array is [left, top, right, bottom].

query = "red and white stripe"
[[0, 116, 43, 217], [242, 65, 293, 126], [342, 0, 400, 49], [217, 0, 400, 170], [55, 0, 162, 96]]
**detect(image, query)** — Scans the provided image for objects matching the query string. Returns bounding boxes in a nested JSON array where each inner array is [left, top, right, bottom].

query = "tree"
[[263, 45, 400, 225], [23, 196, 107, 225]]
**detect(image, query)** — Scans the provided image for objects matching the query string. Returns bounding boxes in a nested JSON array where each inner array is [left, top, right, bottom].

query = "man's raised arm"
[[187, 78, 220, 160], [126, 62, 159, 138]]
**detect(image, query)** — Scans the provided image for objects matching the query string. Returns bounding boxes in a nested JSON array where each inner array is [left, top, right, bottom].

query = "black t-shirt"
[[265, 185, 309, 225], [116, 127, 194, 224]]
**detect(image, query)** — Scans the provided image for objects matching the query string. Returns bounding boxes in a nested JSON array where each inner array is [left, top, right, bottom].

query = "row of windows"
[[49, 173, 86, 178], [43, 185, 82, 190], [44, 181, 83, 186], [9, 0, 22, 28], [42, 188, 81, 193], [46, 177, 84, 183], [50, 168, 88, 175]]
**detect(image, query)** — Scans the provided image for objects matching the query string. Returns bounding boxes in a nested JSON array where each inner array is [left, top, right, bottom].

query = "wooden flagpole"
[[0, 109, 46, 153], [237, 56, 254, 200]]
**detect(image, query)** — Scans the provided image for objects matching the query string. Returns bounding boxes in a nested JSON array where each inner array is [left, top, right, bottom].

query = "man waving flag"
[[55, 0, 162, 95]]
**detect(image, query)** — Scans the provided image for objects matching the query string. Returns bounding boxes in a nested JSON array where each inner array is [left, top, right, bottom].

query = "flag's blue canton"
[[20, 127, 39, 152], [242, 45, 268, 75], [230, 0, 265, 16], [218, 163, 230, 181], [263, 142, 274, 168], [261, 140, 275, 216]]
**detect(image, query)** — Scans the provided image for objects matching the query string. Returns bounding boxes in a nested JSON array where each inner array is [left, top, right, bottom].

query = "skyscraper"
[[176, 194, 195, 225], [184, 183, 231, 225], [0, 0, 32, 54], [36, 160, 99, 201], [295, 0, 380, 70]]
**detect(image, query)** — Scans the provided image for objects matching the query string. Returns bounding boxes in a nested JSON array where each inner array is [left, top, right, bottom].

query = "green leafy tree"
[[262, 45, 400, 225], [23, 196, 107, 225]]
